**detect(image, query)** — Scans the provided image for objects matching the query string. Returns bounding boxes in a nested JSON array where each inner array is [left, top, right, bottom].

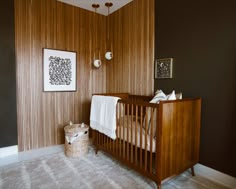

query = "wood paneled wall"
[[15, 0, 154, 151], [15, 0, 106, 151], [106, 0, 155, 95]]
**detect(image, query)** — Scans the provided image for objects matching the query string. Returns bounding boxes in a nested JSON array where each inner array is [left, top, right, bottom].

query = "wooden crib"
[[91, 93, 201, 189]]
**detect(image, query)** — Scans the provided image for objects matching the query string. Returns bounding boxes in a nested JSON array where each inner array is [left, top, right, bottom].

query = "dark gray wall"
[[0, 0, 17, 147], [155, 0, 236, 177]]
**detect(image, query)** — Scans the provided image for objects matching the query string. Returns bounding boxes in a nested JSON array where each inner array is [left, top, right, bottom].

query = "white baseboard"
[[0, 145, 18, 158], [195, 163, 236, 189]]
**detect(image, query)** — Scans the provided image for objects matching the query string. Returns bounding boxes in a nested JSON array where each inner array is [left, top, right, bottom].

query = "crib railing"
[[93, 96, 160, 180], [92, 94, 201, 189]]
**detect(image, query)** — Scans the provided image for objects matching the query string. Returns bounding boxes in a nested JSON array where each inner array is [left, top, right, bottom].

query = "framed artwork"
[[155, 58, 173, 79], [43, 48, 77, 92]]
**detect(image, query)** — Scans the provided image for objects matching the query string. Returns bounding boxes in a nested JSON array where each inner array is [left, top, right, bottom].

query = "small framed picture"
[[155, 58, 173, 79], [43, 48, 77, 92]]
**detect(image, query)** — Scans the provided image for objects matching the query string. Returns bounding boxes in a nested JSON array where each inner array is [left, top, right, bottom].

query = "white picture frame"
[[43, 48, 77, 92]]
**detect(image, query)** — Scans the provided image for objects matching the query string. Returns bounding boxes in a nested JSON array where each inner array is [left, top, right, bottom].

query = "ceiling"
[[57, 0, 133, 16]]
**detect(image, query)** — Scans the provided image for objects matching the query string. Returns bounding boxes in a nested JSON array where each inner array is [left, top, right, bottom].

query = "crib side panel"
[[92, 98, 161, 183], [159, 98, 201, 181]]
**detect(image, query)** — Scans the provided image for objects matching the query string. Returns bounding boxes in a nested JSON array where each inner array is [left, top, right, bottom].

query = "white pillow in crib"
[[176, 92, 182, 99], [149, 90, 167, 103], [166, 90, 176, 100], [147, 90, 166, 136]]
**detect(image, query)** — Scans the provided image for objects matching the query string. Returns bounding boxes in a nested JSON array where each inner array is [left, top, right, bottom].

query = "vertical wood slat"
[[116, 104, 119, 156], [144, 107, 148, 172], [15, 0, 107, 151], [131, 104, 134, 163], [149, 108, 154, 174], [135, 105, 138, 165], [103, 132, 105, 149], [140, 106, 143, 168], [115, 104, 118, 155], [106, 136, 110, 150], [119, 103, 122, 157], [109, 134, 112, 152], [123, 104, 126, 159], [127, 104, 130, 161], [96, 131, 98, 148], [100, 132, 102, 146], [98, 132, 100, 146]]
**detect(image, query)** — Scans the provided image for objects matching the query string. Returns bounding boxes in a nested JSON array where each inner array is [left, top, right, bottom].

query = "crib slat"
[[108, 136, 110, 151], [155, 107, 159, 177], [99, 132, 101, 146], [97, 131, 98, 145], [109, 137, 111, 152], [98, 131, 100, 146], [123, 104, 126, 158], [94, 130, 97, 151], [140, 106, 143, 168], [106, 136, 108, 150], [131, 104, 134, 163], [98, 132, 100, 145], [100, 132, 102, 146], [104, 135, 106, 147], [112, 137, 114, 153], [105, 135, 106, 150], [113, 137, 116, 154], [135, 105, 138, 165], [119, 103, 122, 157], [115, 105, 118, 155], [144, 107, 148, 172], [116, 104, 118, 155], [127, 104, 130, 161], [149, 108, 154, 174], [103, 133, 105, 147], [105, 134, 107, 149]]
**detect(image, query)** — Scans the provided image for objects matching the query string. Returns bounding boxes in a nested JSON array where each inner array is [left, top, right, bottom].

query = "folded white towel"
[[90, 95, 120, 139]]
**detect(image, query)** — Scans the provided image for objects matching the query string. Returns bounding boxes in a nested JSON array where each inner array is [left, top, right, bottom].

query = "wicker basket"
[[64, 123, 89, 158]]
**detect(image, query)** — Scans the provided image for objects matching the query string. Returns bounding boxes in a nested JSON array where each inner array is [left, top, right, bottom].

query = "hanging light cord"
[[92, 4, 100, 60], [107, 5, 110, 42], [105, 2, 113, 51]]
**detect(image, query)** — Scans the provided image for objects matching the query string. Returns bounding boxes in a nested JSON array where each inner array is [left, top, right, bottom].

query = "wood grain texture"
[[106, 0, 155, 96], [92, 94, 201, 187], [159, 99, 201, 180], [15, 0, 106, 151]]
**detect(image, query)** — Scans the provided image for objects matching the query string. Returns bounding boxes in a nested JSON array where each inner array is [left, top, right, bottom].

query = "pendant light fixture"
[[105, 2, 113, 60], [92, 4, 102, 68]]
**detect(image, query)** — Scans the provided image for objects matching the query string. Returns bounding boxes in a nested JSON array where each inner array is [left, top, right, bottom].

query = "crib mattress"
[[117, 116, 156, 152]]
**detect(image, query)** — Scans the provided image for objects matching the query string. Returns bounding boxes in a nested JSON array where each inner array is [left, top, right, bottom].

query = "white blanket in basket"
[[90, 95, 120, 140]]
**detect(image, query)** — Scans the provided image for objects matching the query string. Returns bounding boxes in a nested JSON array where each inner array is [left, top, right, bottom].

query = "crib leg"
[[155, 181, 161, 189], [93, 130, 98, 154], [191, 166, 195, 176], [95, 146, 99, 154]]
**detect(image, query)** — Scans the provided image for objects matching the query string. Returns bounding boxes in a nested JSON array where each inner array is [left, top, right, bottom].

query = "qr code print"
[[49, 56, 72, 85]]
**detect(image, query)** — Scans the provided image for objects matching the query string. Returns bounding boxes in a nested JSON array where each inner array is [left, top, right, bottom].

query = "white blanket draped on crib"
[[90, 95, 120, 140]]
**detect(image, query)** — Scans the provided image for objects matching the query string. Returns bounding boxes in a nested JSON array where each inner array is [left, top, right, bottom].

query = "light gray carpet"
[[0, 146, 231, 189]]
